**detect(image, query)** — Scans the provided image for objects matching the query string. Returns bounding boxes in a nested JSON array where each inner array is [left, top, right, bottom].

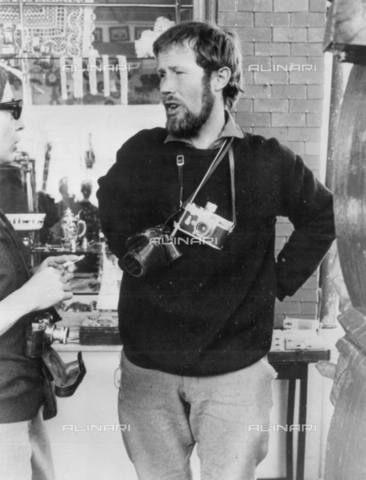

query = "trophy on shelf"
[[60, 208, 87, 252]]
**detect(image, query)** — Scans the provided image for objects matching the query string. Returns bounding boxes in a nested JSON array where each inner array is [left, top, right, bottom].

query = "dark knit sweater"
[[0, 211, 44, 422], [97, 128, 335, 376]]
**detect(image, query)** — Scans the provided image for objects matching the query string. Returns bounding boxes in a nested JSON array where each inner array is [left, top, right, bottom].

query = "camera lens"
[[122, 252, 144, 277], [45, 325, 69, 344], [194, 222, 211, 237]]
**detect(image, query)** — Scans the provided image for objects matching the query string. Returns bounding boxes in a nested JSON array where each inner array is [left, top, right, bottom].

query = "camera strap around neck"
[[177, 137, 236, 226]]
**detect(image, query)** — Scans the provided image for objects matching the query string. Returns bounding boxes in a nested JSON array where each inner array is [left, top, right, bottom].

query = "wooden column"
[[324, 63, 366, 479], [333, 64, 366, 309]]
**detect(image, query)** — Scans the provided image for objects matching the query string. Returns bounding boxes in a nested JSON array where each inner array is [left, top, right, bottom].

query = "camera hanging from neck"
[[120, 138, 237, 277], [172, 137, 237, 238]]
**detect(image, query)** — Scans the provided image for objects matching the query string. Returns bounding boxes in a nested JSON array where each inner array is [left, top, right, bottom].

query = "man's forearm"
[[276, 149, 336, 299]]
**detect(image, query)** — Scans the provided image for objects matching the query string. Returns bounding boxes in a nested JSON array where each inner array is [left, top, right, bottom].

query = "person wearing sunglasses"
[[0, 98, 28, 213], [0, 67, 78, 480], [0, 98, 22, 119], [0, 98, 23, 163]]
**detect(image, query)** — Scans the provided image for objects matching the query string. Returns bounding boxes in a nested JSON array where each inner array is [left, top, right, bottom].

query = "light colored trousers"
[[0, 408, 55, 480], [118, 351, 277, 480]]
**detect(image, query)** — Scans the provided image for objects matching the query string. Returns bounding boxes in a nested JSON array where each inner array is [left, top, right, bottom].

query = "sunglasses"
[[0, 99, 23, 120]]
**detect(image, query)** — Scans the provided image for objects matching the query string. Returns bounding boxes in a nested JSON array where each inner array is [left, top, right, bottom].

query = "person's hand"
[[37, 255, 82, 273], [18, 266, 73, 312]]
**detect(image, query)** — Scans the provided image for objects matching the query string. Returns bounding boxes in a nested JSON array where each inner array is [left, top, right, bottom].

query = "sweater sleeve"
[[97, 134, 153, 259], [0, 214, 29, 301], [0, 238, 15, 301], [275, 145, 336, 300]]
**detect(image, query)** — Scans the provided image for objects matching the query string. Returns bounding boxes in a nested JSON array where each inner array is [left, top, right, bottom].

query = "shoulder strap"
[[183, 137, 234, 208], [171, 138, 237, 237], [229, 146, 236, 227]]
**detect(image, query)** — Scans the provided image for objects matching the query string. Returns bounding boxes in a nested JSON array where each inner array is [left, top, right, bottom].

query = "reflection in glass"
[[1, 0, 194, 105]]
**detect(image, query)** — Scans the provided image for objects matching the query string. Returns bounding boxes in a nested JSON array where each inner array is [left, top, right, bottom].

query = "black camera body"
[[26, 309, 86, 398], [26, 311, 69, 358], [120, 203, 234, 278], [120, 225, 182, 278], [176, 201, 234, 250]]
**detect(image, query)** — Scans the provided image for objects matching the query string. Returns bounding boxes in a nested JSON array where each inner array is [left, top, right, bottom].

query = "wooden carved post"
[[323, 1, 366, 478]]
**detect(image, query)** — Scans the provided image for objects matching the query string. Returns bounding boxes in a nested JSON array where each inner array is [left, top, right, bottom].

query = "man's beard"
[[165, 74, 215, 139]]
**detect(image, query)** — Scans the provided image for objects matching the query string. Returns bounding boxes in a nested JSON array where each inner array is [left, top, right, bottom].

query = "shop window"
[[0, 0, 214, 105]]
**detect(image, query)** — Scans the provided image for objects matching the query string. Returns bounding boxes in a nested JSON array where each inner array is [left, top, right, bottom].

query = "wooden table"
[[258, 350, 330, 480]]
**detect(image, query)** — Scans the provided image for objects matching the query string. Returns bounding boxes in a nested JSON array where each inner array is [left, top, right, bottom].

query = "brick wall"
[[218, 0, 327, 326]]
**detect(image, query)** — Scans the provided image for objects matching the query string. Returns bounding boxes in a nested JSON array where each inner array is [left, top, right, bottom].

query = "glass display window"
[[0, 0, 212, 105]]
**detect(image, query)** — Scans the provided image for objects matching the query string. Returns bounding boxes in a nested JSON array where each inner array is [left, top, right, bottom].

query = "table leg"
[[286, 378, 296, 480], [296, 366, 308, 480]]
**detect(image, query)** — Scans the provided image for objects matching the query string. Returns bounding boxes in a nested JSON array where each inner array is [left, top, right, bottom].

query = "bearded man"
[[97, 21, 335, 480]]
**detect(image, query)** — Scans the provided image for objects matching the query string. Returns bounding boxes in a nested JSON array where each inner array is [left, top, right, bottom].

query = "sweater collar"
[[164, 111, 244, 149]]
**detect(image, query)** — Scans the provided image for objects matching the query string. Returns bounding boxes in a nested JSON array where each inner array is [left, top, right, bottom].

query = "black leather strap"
[[183, 137, 234, 208]]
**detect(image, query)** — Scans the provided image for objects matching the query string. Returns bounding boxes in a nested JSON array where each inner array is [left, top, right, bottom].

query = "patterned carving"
[[0, 0, 95, 57]]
